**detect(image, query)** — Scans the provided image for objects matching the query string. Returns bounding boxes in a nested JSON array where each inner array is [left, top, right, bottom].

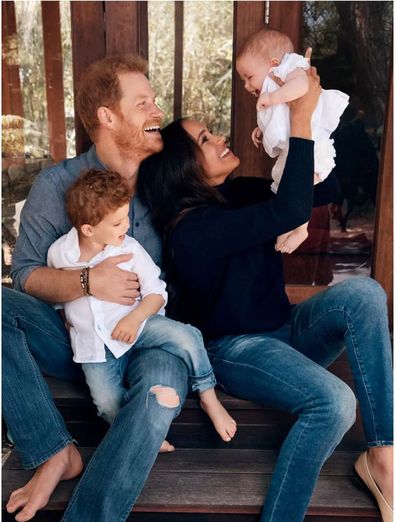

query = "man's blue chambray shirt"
[[11, 145, 163, 292]]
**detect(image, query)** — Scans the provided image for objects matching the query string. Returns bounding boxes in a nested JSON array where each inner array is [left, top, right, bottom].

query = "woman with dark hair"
[[138, 70, 393, 522]]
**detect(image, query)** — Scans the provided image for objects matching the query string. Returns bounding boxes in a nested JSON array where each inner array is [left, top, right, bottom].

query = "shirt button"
[[135, 222, 140, 227], [97, 324, 101, 331]]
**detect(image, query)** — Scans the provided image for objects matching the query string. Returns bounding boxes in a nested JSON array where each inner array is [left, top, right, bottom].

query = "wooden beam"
[[372, 61, 393, 319], [232, 1, 268, 178], [41, 1, 67, 162], [2, 0, 23, 116], [173, 1, 184, 120], [105, 1, 148, 58], [70, 1, 106, 154], [267, 1, 303, 51]]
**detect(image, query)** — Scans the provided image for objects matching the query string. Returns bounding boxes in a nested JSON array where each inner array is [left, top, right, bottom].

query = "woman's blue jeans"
[[2, 286, 189, 522], [207, 277, 393, 522]]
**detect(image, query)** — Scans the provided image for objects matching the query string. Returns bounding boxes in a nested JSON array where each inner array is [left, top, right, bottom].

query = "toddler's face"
[[236, 54, 272, 97], [89, 203, 130, 247]]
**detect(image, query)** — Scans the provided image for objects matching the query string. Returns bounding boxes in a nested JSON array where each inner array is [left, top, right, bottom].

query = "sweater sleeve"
[[171, 138, 314, 262]]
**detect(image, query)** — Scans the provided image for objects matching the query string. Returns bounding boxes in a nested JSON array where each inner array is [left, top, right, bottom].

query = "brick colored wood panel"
[[105, 1, 148, 58], [70, 1, 105, 154], [232, 1, 269, 179], [2, 0, 23, 116], [372, 66, 393, 320], [41, 1, 67, 162]]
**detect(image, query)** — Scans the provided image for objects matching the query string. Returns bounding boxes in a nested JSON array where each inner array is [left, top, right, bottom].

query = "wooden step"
[[45, 375, 366, 450], [2, 448, 380, 521]]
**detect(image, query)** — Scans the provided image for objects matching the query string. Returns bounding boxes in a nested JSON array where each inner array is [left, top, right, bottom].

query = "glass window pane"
[[60, 0, 75, 158], [2, 0, 73, 283], [148, 1, 175, 126], [183, 1, 233, 138], [283, 1, 392, 287]]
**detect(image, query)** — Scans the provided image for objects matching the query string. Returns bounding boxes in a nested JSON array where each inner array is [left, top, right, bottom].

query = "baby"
[[236, 28, 349, 253], [47, 169, 237, 446]]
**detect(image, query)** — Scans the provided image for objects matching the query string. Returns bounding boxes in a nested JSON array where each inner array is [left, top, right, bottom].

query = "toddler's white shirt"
[[257, 52, 349, 192], [47, 228, 167, 363]]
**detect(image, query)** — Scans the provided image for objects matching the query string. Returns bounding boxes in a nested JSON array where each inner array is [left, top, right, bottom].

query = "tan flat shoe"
[[354, 451, 393, 522]]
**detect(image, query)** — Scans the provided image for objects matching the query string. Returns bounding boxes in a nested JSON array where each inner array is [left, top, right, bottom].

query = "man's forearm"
[[24, 267, 83, 303]]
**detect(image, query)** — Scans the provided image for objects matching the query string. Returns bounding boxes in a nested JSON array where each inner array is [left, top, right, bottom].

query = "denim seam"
[[22, 437, 75, 470], [292, 306, 347, 336], [293, 307, 379, 442], [344, 311, 379, 442], [210, 356, 312, 402], [22, 334, 72, 448], [367, 440, 393, 447], [269, 409, 314, 522], [12, 314, 71, 347]]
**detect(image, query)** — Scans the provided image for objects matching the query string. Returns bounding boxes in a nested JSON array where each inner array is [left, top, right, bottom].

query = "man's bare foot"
[[276, 227, 308, 254], [159, 440, 175, 453], [6, 444, 83, 522], [200, 389, 237, 442]]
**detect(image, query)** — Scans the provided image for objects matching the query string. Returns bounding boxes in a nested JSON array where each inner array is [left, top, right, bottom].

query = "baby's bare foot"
[[277, 228, 309, 254], [275, 231, 292, 252], [200, 389, 237, 442], [159, 440, 175, 453], [6, 444, 83, 522]]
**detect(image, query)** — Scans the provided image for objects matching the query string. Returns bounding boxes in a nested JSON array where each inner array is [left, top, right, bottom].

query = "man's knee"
[[149, 385, 180, 408]]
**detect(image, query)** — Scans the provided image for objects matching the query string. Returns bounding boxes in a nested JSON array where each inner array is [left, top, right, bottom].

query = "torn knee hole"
[[150, 385, 180, 408]]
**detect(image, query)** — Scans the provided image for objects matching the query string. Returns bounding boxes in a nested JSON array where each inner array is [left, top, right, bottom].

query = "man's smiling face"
[[111, 72, 164, 161]]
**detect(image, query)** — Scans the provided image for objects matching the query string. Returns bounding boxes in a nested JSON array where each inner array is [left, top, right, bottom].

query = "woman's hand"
[[268, 47, 320, 140], [288, 65, 321, 120]]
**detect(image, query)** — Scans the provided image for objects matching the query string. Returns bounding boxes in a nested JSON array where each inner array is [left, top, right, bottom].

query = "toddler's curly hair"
[[66, 169, 131, 229]]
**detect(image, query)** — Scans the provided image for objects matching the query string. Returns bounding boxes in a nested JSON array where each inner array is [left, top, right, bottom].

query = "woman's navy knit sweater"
[[168, 138, 339, 340]]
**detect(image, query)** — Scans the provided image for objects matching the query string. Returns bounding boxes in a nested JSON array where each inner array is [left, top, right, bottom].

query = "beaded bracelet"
[[79, 267, 92, 296]]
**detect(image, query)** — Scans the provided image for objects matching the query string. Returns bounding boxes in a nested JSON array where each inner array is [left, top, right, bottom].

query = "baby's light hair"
[[237, 28, 294, 62]]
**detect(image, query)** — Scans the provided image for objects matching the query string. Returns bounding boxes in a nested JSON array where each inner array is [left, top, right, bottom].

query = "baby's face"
[[90, 203, 130, 247], [236, 54, 272, 97]]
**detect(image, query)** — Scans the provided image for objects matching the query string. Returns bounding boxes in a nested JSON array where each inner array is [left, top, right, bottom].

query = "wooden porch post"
[[232, 1, 268, 178], [105, 1, 148, 58], [41, 1, 67, 162], [70, 1, 106, 154], [372, 63, 393, 319], [2, 0, 23, 117]]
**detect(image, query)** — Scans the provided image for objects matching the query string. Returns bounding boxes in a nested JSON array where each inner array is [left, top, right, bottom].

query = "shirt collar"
[[87, 145, 107, 170]]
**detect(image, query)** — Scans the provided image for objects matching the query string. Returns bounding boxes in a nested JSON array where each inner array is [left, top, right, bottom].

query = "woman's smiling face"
[[182, 119, 240, 186]]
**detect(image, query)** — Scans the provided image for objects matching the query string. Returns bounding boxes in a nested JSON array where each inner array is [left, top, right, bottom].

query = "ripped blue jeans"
[[82, 314, 216, 423], [2, 287, 189, 522]]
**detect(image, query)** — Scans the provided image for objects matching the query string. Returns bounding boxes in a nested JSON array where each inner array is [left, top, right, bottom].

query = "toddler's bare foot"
[[200, 389, 237, 442], [276, 228, 309, 254], [6, 444, 83, 522], [159, 440, 175, 453]]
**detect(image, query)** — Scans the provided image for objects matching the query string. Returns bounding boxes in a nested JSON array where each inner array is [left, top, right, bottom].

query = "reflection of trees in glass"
[[60, 1, 75, 157], [10, 1, 74, 158], [148, 1, 233, 138], [148, 1, 175, 127], [14, 0, 49, 156], [183, 1, 233, 138], [303, 1, 392, 131]]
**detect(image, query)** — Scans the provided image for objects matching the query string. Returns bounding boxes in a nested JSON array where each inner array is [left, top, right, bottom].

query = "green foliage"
[[148, 1, 233, 138]]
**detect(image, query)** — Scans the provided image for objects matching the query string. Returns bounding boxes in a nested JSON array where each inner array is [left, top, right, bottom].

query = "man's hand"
[[111, 313, 141, 344], [90, 254, 140, 305], [256, 92, 272, 112], [251, 126, 263, 149]]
